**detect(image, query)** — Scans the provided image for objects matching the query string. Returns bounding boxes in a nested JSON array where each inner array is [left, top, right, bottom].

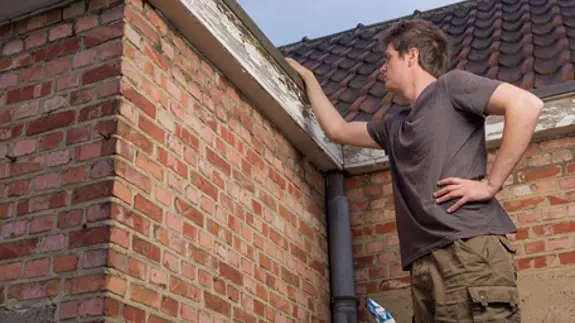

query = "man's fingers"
[[437, 177, 462, 186], [447, 197, 468, 213], [435, 190, 461, 204], [433, 185, 458, 198]]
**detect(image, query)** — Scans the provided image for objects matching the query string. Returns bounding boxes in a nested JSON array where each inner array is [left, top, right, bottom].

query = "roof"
[[279, 0, 575, 122]]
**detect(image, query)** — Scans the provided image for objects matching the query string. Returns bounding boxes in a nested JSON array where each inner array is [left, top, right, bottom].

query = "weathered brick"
[[84, 22, 124, 48], [26, 110, 75, 136], [49, 23, 73, 41], [82, 61, 121, 84], [54, 254, 78, 273], [6, 82, 52, 104]]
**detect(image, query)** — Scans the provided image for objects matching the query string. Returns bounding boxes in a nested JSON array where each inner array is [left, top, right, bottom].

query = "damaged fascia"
[[147, 0, 345, 172]]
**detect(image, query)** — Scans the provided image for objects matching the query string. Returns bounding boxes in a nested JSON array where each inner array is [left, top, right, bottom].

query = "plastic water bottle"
[[366, 298, 396, 323]]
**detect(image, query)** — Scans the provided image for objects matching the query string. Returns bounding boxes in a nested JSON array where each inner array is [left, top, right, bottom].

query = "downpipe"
[[325, 170, 357, 323]]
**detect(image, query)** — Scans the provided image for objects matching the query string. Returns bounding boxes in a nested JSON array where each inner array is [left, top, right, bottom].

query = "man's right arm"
[[286, 58, 383, 149]]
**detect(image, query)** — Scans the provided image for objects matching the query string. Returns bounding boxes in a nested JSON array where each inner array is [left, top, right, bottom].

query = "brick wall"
[[0, 0, 330, 322], [346, 133, 575, 321]]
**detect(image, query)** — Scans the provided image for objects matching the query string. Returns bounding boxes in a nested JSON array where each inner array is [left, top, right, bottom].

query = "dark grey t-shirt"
[[367, 69, 517, 270]]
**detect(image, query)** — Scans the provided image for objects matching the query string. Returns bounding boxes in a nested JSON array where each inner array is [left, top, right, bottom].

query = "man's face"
[[379, 44, 409, 93]]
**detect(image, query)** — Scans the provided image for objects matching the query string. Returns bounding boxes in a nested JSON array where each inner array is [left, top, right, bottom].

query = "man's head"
[[378, 19, 449, 93]]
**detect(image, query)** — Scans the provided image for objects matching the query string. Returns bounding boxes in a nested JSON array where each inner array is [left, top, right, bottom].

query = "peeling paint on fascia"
[[175, 0, 343, 164], [343, 94, 575, 173]]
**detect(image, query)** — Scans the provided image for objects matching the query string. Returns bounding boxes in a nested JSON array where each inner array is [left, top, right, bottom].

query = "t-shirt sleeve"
[[446, 69, 503, 117], [366, 118, 393, 150]]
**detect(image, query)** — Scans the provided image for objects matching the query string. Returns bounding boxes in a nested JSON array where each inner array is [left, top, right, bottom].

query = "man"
[[286, 19, 543, 322]]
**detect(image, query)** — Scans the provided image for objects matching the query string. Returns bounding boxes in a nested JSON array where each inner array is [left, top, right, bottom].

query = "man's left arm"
[[435, 82, 544, 213], [481, 83, 544, 191]]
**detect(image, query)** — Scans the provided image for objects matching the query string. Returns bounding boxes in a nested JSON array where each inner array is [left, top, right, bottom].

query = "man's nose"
[[379, 64, 387, 73]]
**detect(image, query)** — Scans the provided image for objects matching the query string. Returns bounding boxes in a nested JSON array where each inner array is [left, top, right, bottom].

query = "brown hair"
[[379, 19, 450, 78]]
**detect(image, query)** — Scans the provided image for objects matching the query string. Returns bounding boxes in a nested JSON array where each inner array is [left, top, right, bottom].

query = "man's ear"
[[408, 47, 418, 66]]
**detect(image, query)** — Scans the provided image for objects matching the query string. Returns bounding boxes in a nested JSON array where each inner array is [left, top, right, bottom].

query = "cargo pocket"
[[468, 286, 521, 322], [497, 235, 517, 255]]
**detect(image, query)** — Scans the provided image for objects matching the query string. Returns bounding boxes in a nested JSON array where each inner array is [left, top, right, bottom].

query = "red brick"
[[503, 197, 546, 212], [7, 179, 32, 197], [82, 61, 121, 85], [66, 125, 91, 144], [117, 121, 154, 154], [559, 251, 575, 265], [79, 101, 117, 121], [136, 153, 164, 180], [0, 238, 38, 261], [29, 191, 67, 213], [6, 82, 52, 104], [36, 234, 66, 252], [34, 37, 81, 62], [29, 214, 55, 233], [26, 110, 75, 136], [46, 57, 71, 77], [57, 73, 81, 91], [175, 198, 204, 227], [58, 209, 83, 228], [157, 148, 187, 178], [525, 240, 546, 254], [549, 236, 575, 250], [75, 139, 115, 161], [77, 298, 105, 316], [20, 66, 43, 83], [121, 83, 156, 118], [101, 4, 125, 23], [23, 258, 50, 278], [69, 226, 110, 248], [64, 274, 106, 295], [116, 161, 152, 193], [73, 48, 97, 68], [1, 220, 27, 238], [8, 279, 60, 301], [133, 236, 161, 262], [124, 6, 159, 45], [134, 194, 163, 222], [553, 222, 575, 234], [39, 132, 63, 151], [0, 73, 18, 89], [71, 180, 114, 204], [138, 115, 165, 143], [76, 15, 98, 32], [204, 291, 231, 317], [84, 22, 124, 48], [25, 30, 47, 49], [170, 276, 202, 302], [46, 149, 71, 167], [0, 262, 22, 281], [34, 172, 59, 191], [130, 283, 161, 308], [83, 249, 107, 268], [54, 254, 78, 272], [2, 40, 23, 56], [175, 125, 200, 149], [61, 166, 88, 185], [123, 305, 146, 322], [519, 165, 563, 182]]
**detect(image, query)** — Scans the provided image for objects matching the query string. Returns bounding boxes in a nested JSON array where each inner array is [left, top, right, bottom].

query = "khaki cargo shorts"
[[410, 234, 521, 323]]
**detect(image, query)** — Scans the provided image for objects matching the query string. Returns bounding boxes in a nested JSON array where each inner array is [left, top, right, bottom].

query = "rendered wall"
[[0, 0, 330, 322]]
